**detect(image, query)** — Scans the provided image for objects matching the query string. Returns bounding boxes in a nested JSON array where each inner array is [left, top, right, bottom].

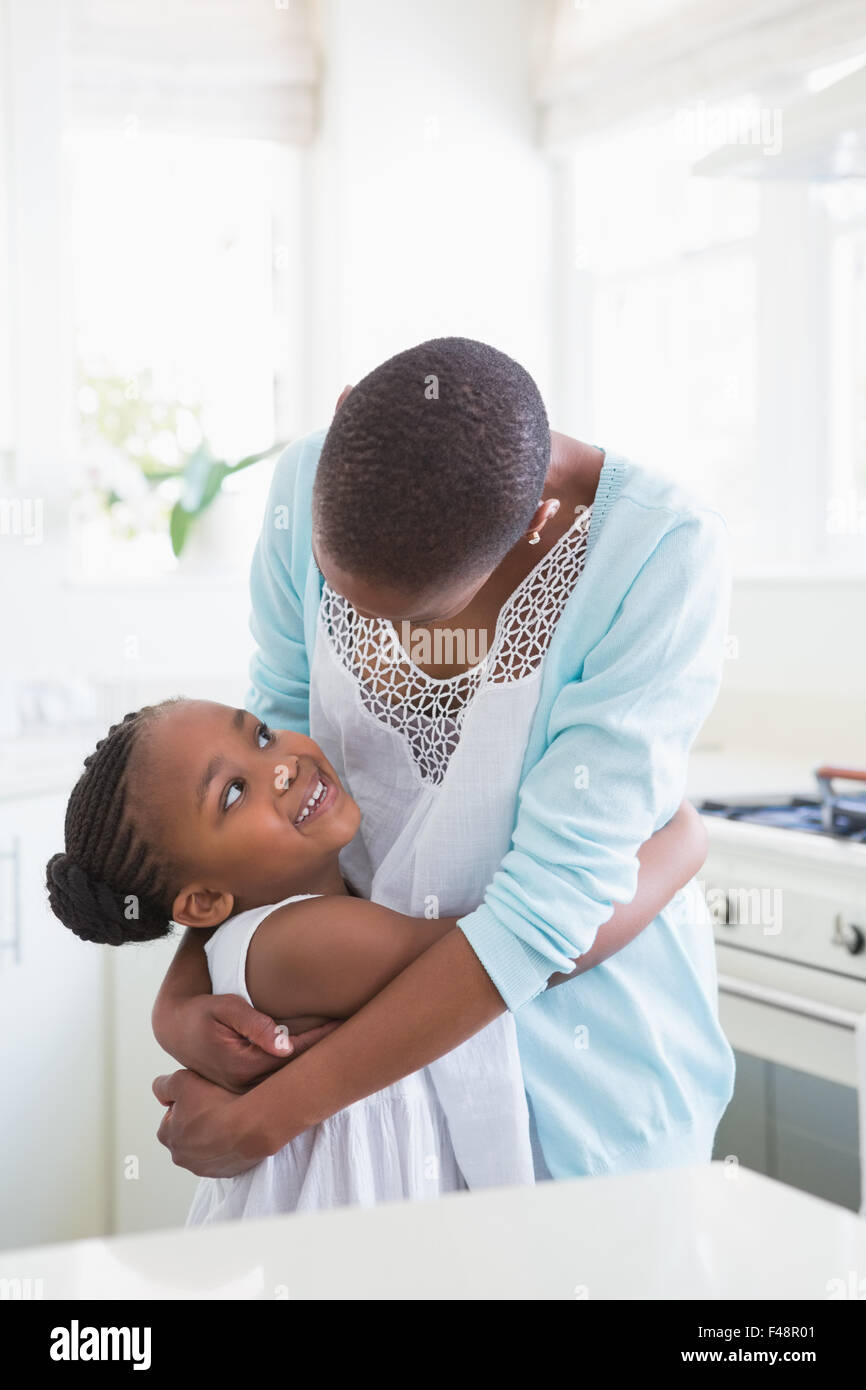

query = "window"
[[66, 131, 301, 581], [0, 0, 316, 582], [827, 182, 866, 550], [568, 95, 866, 575]]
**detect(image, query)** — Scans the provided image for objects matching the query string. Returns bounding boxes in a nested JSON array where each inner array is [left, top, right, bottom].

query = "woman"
[[152, 337, 734, 1183]]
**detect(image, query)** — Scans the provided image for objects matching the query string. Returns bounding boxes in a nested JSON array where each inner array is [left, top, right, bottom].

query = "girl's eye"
[[256, 724, 274, 749], [223, 779, 244, 811]]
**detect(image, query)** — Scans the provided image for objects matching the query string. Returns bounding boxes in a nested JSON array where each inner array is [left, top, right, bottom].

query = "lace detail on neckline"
[[320, 505, 593, 786]]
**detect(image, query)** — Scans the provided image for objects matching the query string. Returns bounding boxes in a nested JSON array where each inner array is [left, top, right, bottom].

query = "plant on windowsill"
[[76, 368, 285, 565], [166, 440, 285, 559]]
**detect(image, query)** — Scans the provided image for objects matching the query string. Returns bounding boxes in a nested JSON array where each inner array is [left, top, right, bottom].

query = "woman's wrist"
[[239, 1077, 300, 1159]]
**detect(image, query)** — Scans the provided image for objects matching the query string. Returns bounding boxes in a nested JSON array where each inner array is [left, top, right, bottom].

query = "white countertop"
[[1, 1163, 863, 1300]]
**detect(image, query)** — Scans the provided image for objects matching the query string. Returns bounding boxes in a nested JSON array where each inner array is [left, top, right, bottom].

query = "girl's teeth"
[[296, 779, 327, 825]]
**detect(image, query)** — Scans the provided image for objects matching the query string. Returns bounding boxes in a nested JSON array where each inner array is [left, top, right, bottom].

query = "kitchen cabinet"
[[0, 760, 197, 1252], [110, 936, 199, 1234], [0, 791, 109, 1249]]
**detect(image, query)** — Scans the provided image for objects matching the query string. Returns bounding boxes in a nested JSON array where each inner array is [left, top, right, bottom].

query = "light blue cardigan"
[[247, 427, 736, 1179]]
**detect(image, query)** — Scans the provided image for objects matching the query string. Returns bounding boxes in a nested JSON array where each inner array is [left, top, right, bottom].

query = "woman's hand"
[[153, 1069, 271, 1177], [156, 993, 340, 1093]]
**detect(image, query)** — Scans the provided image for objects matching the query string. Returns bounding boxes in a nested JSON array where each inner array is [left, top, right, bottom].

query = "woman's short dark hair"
[[312, 336, 550, 591]]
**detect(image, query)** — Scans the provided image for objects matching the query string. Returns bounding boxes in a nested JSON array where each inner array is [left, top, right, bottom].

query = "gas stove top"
[[698, 765, 866, 843], [699, 795, 866, 842]]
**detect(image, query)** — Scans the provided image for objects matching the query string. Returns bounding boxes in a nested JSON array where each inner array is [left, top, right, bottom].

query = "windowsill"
[[61, 570, 249, 595], [733, 566, 866, 584]]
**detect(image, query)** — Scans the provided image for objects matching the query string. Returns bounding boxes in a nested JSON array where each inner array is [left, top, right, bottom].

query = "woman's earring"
[[528, 530, 541, 546]]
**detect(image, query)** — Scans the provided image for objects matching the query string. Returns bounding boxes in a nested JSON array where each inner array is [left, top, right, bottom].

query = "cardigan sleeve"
[[245, 436, 316, 735], [456, 508, 731, 1013]]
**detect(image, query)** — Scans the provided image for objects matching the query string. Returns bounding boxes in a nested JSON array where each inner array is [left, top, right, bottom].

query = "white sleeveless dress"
[[185, 893, 465, 1223], [308, 503, 595, 1187]]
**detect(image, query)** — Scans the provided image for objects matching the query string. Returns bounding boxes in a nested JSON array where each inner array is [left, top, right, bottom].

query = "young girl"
[[46, 695, 702, 1220]]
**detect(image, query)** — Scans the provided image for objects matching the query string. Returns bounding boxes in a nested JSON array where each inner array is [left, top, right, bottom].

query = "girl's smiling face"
[[131, 699, 360, 925]]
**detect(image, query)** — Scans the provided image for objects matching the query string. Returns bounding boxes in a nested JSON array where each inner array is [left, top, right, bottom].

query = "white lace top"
[[308, 502, 594, 1190], [319, 502, 593, 786]]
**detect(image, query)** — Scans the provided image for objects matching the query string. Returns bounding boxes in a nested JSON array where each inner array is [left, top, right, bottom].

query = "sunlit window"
[[826, 182, 866, 548], [65, 131, 299, 580], [572, 83, 866, 576], [573, 116, 761, 566]]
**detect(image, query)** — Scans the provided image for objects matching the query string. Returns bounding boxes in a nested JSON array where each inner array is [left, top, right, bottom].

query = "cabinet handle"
[[0, 839, 21, 965]]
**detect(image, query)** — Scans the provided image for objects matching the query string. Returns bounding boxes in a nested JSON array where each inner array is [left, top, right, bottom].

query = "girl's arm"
[[247, 798, 708, 1021], [244, 897, 457, 1020], [547, 797, 706, 984]]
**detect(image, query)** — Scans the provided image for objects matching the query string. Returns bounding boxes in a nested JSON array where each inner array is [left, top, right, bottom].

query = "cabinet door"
[[111, 937, 200, 1235], [0, 794, 108, 1249]]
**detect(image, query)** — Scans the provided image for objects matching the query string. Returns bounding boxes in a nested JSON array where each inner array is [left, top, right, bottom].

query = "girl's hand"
[[153, 1069, 269, 1177]]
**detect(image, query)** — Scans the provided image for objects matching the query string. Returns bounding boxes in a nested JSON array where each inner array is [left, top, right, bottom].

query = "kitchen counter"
[[689, 749, 866, 869], [1, 1162, 863, 1300]]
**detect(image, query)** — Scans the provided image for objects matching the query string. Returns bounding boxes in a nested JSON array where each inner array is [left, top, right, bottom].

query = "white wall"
[[703, 576, 866, 763], [300, 0, 552, 428]]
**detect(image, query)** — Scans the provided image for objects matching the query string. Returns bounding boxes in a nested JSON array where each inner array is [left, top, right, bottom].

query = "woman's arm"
[[249, 800, 707, 1019], [154, 928, 502, 1176]]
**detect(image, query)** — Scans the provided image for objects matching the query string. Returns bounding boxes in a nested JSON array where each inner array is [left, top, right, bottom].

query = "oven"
[[699, 767, 866, 1214]]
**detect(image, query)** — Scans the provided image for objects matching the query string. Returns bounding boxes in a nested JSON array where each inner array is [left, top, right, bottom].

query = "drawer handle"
[[718, 971, 864, 1030]]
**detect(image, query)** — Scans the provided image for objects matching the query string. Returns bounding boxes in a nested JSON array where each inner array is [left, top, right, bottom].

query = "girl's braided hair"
[[45, 701, 181, 946]]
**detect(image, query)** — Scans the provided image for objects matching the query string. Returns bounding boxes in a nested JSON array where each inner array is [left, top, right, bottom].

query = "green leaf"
[[169, 502, 193, 557], [198, 461, 229, 516], [228, 441, 287, 475], [179, 446, 217, 512], [138, 463, 185, 483]]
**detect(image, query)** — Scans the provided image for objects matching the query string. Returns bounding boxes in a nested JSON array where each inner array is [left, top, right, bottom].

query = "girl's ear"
[[172, 886, 234, 929]]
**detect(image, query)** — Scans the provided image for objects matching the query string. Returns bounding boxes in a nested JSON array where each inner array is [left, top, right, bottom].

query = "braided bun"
[[44, 700, 183, 948], [46, 852, 170, 946]]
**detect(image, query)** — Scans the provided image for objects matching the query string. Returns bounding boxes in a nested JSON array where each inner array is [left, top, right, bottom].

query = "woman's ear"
[[172, 886, 234, 930], [334, 384, 353, 413], [525, 496, 561, 540]]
